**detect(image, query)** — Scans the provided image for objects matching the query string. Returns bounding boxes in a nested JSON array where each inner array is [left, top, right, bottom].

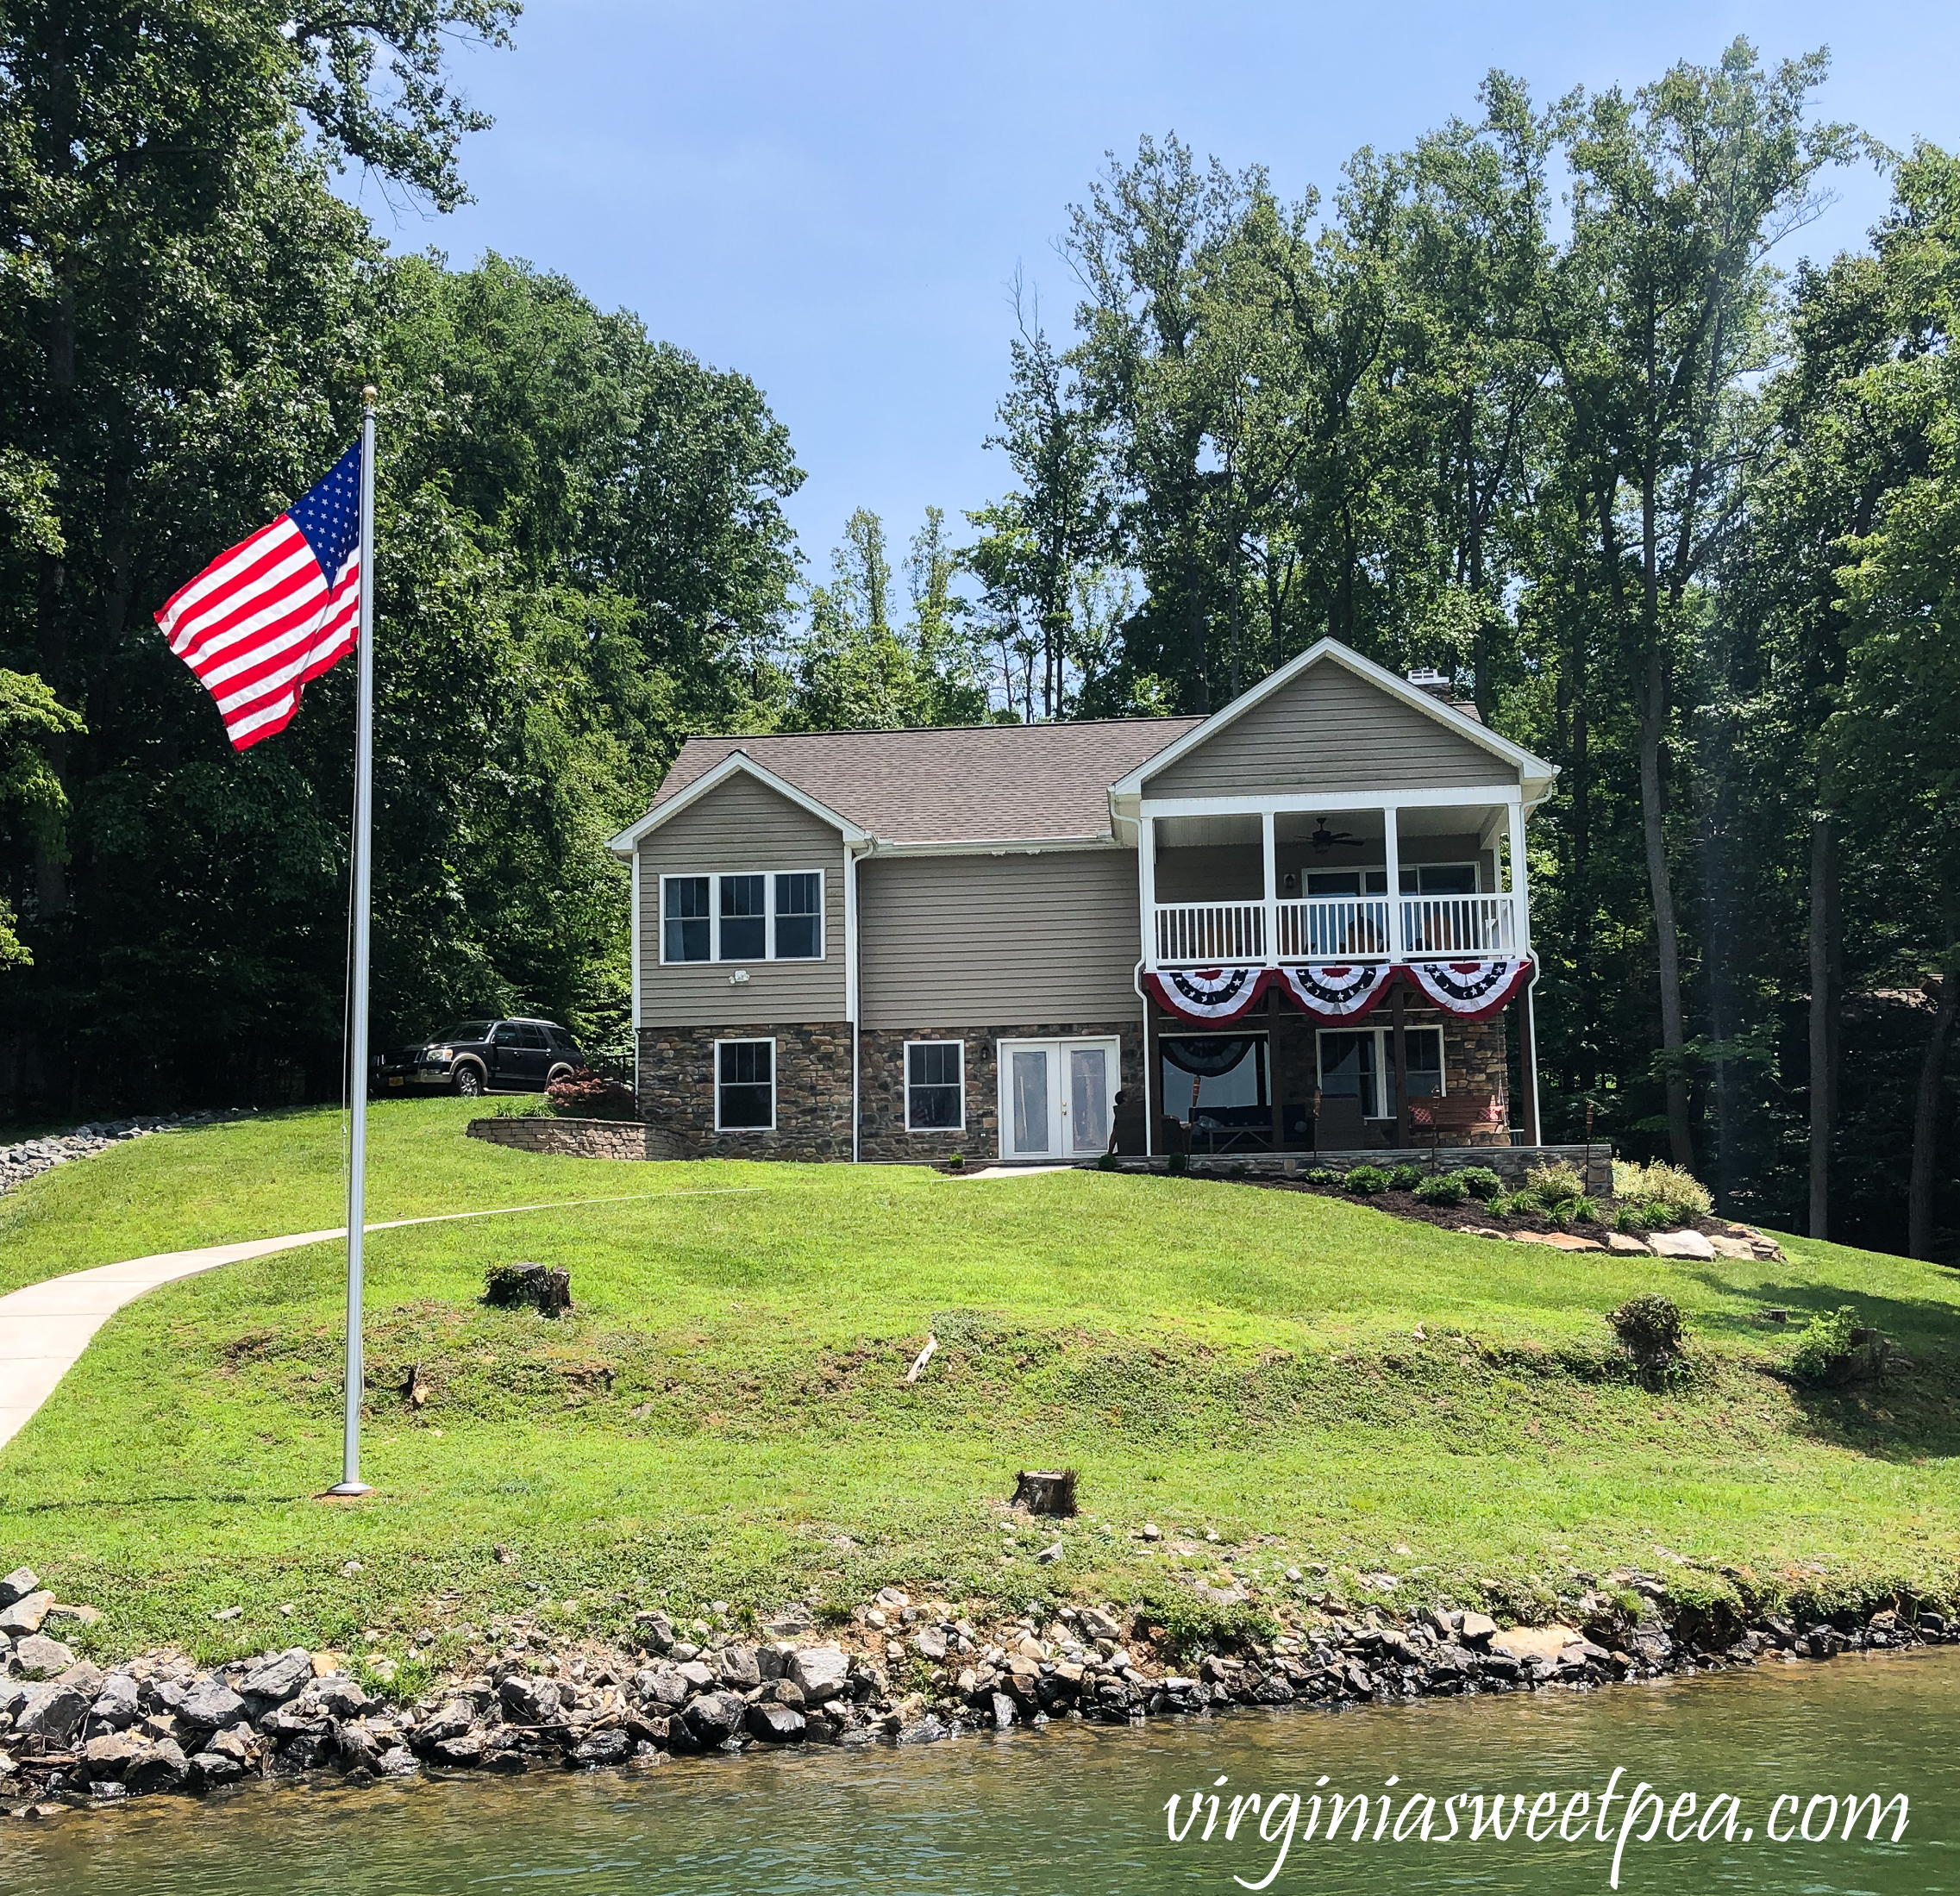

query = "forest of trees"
[[1, 12, 1955, 1258]]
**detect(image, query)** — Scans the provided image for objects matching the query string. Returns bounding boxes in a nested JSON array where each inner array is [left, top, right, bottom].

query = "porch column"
[[1517, 973, 1542, 1146], [1261, 807, 1277, 964], [1391, 981, 1410, 1148], [1506, 796, 1529, 959], [1382, 803, 1403, 961], [1139, 815, 1158, 968]]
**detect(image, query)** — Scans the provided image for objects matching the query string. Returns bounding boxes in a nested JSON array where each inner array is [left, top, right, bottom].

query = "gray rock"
[[674, 1660, 715, 1690], [0, 1570, 40, 1609], [9, 1686, 87, 1741], [423, 1698, 483, 1743], [1035, 1543, 1063, 1564], [745, 1701, 806, 1743], [125, 1737, 191, 1796], [1456, 1611, 1500, 1647], [90, 1674, 141, 1730], [1075, 1606, 1124, 1643], [636, 1667, 689, 1708], [633, 1611, 674, 1654], [376, 1747, 421, 1778], [191, 1749, 245, 1785], [911, 1626, 949, 1661], [498, 1676, 560, 1724], [681, 1692, 744, 1745], [308, 1676, 366, 1718], [239, 1649, 313, 1704], [571, 1728, 634, 1766], [179, 1680, 247, 1730], [989, 1692, 1017, 1730], [78, 1732, 145, 1780], [44, 1604, 100, 1628], [0, 1592, 54, 1637], [896, 1713, 949, 1744], [11, 1635, 75, 1678], [787, 1646, 850, 1704], [717, 1644, 761, 1688]]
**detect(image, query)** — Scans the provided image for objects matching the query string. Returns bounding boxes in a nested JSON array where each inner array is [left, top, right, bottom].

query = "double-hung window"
[[905, 1041, 964, 1131], [716, 1038, 774, 1129], [661, 871, 824, 963]]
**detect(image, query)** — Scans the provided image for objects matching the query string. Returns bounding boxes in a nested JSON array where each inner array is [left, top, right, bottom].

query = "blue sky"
[[389, 1, 1959, 589]]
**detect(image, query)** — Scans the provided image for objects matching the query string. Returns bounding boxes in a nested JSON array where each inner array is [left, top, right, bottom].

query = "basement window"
[[905, 1042, 964, 1130]]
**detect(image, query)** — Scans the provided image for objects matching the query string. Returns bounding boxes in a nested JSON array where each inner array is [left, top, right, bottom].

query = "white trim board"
[[607, 750, 871, 858], [1107, 639, 1559, 804]]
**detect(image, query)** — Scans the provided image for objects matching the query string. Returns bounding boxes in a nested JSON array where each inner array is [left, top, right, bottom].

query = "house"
[[604, 637, 1559, 1166]]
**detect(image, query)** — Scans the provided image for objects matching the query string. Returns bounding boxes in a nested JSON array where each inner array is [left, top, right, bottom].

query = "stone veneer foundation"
[[856, 1020, 1144, 1164], [636, 1022, 854, 1161]]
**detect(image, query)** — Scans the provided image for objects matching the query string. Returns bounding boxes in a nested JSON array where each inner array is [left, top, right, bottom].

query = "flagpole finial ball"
[[362, 384, 378, 404]]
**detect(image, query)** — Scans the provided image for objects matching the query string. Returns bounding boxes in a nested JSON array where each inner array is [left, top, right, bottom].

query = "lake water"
[[3, 1648, 1955, 1895]]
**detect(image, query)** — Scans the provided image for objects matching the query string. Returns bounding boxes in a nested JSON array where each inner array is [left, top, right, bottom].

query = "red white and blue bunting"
[[1271, 962, 1398, 1023], [1145, 967, 1270, 1023], [1402, 957, 1532, 1020], [1149, 959, 1535, 1024]]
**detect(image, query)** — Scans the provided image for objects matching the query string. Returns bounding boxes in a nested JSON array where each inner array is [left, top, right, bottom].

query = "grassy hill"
[[1, 1100, 1955, 1674]]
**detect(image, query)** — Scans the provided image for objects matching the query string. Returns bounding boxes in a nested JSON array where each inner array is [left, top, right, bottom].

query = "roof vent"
[[1406, 667, 1454, 701]]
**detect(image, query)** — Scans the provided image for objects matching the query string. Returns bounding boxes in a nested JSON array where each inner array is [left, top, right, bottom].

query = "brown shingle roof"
[[651, 719, 1203, 844]]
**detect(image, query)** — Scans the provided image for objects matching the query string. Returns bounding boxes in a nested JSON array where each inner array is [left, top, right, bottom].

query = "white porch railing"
[[1154, 901, 1266, 965], [1401, 893, 1519, 956], [1150, 891, 1521, 966], [1274, 897, 1392, 961]]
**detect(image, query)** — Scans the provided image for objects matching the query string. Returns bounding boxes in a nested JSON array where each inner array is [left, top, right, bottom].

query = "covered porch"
[[1143, 793, 1529, 970]]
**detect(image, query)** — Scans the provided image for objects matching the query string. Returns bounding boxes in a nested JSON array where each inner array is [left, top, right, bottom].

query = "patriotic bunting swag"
[[1403, 958, 1532, 1019], [1272, 962, 1397, 1023], [1145, 967, 1270, 1023]]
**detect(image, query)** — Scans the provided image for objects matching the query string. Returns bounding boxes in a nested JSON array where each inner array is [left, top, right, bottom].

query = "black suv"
[[374, 1018, 582, 1097]]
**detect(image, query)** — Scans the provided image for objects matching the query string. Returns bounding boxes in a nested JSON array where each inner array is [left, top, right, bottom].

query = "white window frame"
[[713, 1036, 777, 1132], [1299, 860, 1481, 898], [658, 870, 826, 965], [903, 1039, 966, 1133], [1314, 1024, 1447, 1119]]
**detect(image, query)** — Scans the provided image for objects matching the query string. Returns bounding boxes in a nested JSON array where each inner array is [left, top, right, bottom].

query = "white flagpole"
[[331, 385, 379, 1498]]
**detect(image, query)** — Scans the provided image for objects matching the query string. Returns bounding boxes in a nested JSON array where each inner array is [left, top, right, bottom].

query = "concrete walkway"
[[0, 1187, 759, 1451]]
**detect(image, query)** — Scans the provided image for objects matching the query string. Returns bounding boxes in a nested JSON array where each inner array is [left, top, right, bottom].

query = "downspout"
[[1133, 961, 1155, 1162], [846, 843, 862, 1163]]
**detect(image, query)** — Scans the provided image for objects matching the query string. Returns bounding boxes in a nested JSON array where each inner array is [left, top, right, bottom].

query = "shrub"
[[1097, 1152, 1118, 1171], [1525, 1160, 1585, 1200], [1788, 1305, 1896, 1387], [1139, 1585, 1279, 1661], [1345, 1164, 1390, 1195], [546, 1068, 637, 1120], [1615, 1201, 1664, 1235], [1500, 1186, 1541, 1217], [1614, 1160, 1713, 1223], [946, 1152, 964, 1171], [1167, 1152, 1188, 1175], [1414, 1172, 1468, 1206], [1387, 1163, 1425, 1192], [1609, 1293, 1687, 1385], [1455, 1166, 1504, 1202], [1304, 1167, 1343, 1186]]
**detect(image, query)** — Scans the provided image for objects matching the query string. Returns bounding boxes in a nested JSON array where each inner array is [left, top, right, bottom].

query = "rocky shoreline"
[[0, 1111, 243, 1198], [3, 1561, 1952, 1822]]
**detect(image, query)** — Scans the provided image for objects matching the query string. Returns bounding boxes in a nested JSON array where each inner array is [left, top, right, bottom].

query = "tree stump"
[[1011, 1469, 1078, 1517], [484, 1262, 572, 1317]]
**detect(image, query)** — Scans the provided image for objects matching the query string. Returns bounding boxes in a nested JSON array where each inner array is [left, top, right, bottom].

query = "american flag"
[[155, 442, 363, 750]]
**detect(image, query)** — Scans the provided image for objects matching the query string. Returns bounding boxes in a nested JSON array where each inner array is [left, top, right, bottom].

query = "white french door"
[[997, 1037, 1120, 1161]]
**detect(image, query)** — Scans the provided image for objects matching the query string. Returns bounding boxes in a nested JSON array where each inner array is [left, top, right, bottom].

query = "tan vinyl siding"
[[637, 773, 847, 1027], [1145, 660, 1512, 797], [859, 852, 1141, 1029]]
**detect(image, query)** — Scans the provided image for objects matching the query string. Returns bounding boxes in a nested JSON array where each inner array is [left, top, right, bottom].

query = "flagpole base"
[[327, 1480, 373, 1497]]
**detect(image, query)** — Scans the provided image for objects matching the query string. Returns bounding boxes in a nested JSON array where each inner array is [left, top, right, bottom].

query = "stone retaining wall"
[[467, 1117, 683, 1161]]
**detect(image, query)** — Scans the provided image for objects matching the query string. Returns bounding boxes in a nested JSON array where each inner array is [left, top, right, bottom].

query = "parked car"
[[373, 1018, 583, 1097]]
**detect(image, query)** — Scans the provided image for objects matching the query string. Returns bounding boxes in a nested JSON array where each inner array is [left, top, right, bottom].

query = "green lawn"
[[2, 1100, 1956, 1670]]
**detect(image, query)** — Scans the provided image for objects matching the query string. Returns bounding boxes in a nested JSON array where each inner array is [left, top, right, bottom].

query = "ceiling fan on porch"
[[1308, 817, 1363, 854]]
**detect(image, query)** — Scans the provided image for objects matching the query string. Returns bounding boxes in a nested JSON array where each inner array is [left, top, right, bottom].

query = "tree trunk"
[[1807, 815, 1836, 1240], [1635, 640, 1694, 1168], [1908, 971, 1957, 1261]]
